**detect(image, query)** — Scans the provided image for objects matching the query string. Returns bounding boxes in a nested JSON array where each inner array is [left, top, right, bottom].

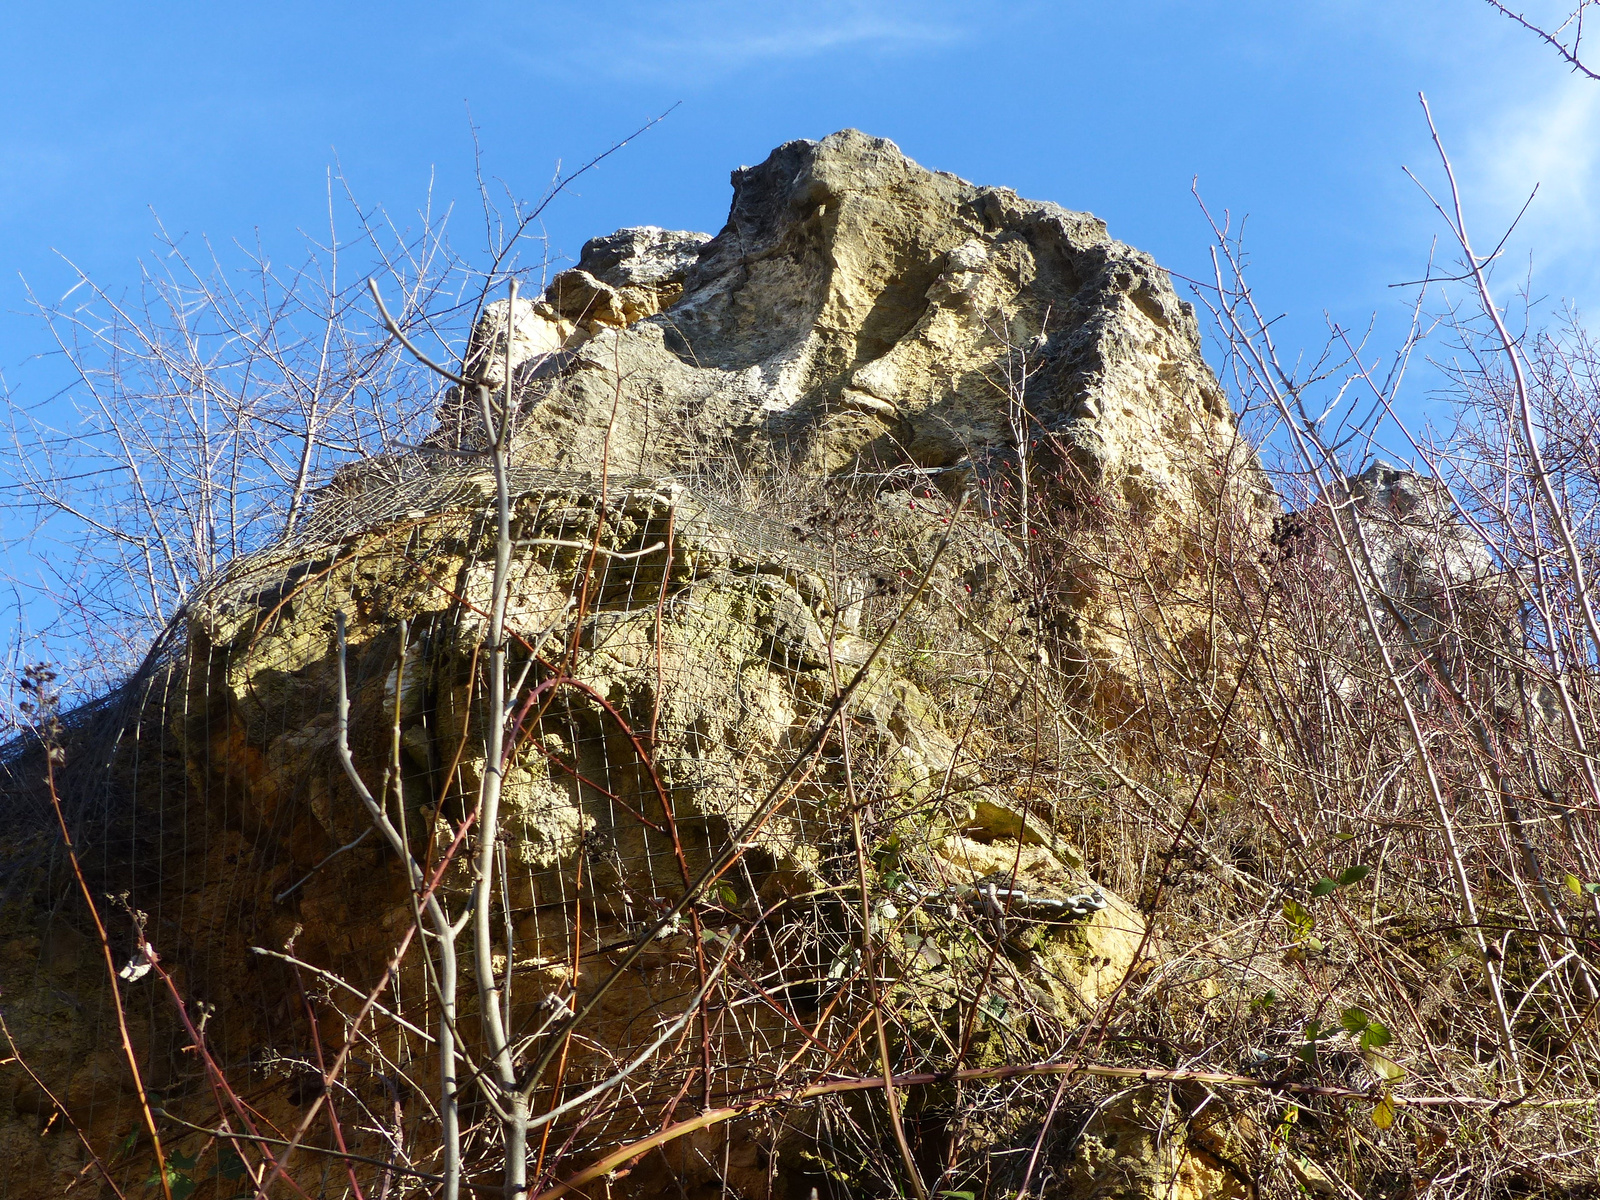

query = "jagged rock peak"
[[444, 129, 1265, 529], [1346, 460, 1495, 603]]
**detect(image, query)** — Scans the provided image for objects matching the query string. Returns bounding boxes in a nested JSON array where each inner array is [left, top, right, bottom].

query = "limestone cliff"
[[450, 132, 1261, 511], [0, 133, 1272, 1200]]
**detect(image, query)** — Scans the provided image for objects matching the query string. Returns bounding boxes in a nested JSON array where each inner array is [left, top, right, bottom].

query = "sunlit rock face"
[[0, 132, 1273, 1200], [447, 130, 1262, 519], [1346, 461, 1495, 612], [440, 129, 1273, 714]]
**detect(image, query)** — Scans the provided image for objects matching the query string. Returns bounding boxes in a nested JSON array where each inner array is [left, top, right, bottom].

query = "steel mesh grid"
[[0, 453, 1050, 1197]]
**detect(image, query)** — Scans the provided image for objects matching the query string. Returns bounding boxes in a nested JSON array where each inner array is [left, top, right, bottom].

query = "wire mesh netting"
[[0, 453, 1120, 1198]]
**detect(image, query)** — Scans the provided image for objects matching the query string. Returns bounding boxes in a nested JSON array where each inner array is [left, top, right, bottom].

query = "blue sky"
[[2, 1, 1595, 425], [1, 1, 1596, 572]]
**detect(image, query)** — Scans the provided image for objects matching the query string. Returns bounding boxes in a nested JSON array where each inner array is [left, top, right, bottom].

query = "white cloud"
[[482, 0, 970, 82], [1459, 74, 1600, 296], [647, 1, 962, 68]]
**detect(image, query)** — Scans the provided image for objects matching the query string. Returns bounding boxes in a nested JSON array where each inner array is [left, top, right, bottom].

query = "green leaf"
[[148, 1153, 199, 1200], [215, 1143, 247, 1182], [1360, 1021, 1392, 1051], [716, 884, 738, 908], [1566, 873, 1584, 896], [1337, 864, 1372, 888], [1372, 1094, 1397, 1130], [1366, 1052, 1406, 1082], [1585, 882, 1600, 897], [1282, 897, 1315, 939], [1297, 1021, 1326, 1064], [938, 1192, 976, 1200], [1310, 877, 1338, 898], [1339, 1007, 1370, 1035]]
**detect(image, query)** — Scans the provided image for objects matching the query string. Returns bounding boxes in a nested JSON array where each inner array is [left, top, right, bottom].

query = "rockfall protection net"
[[0, 455, 1109, 1198]]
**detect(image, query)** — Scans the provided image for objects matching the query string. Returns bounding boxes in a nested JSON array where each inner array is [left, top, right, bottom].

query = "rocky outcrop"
[[429, 130, 1271, 714], [1346, 461, 1495, 620], [446, 132, 1262, 511], [0, 132, 1272, 1199], [190, 479, 1153, 1187], [1333, 461, 1557, 731]]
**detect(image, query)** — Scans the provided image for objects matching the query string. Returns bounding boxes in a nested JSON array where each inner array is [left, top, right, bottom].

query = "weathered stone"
[[0, 133, 1270, 1200], [455, 131, 1266, 536], [545, 226, 711, 332], [149, 479, 1150, 1192], [1347, 460, 1495, 614], [464, 296, 571, 387], [437, 130, 1274, 718]]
